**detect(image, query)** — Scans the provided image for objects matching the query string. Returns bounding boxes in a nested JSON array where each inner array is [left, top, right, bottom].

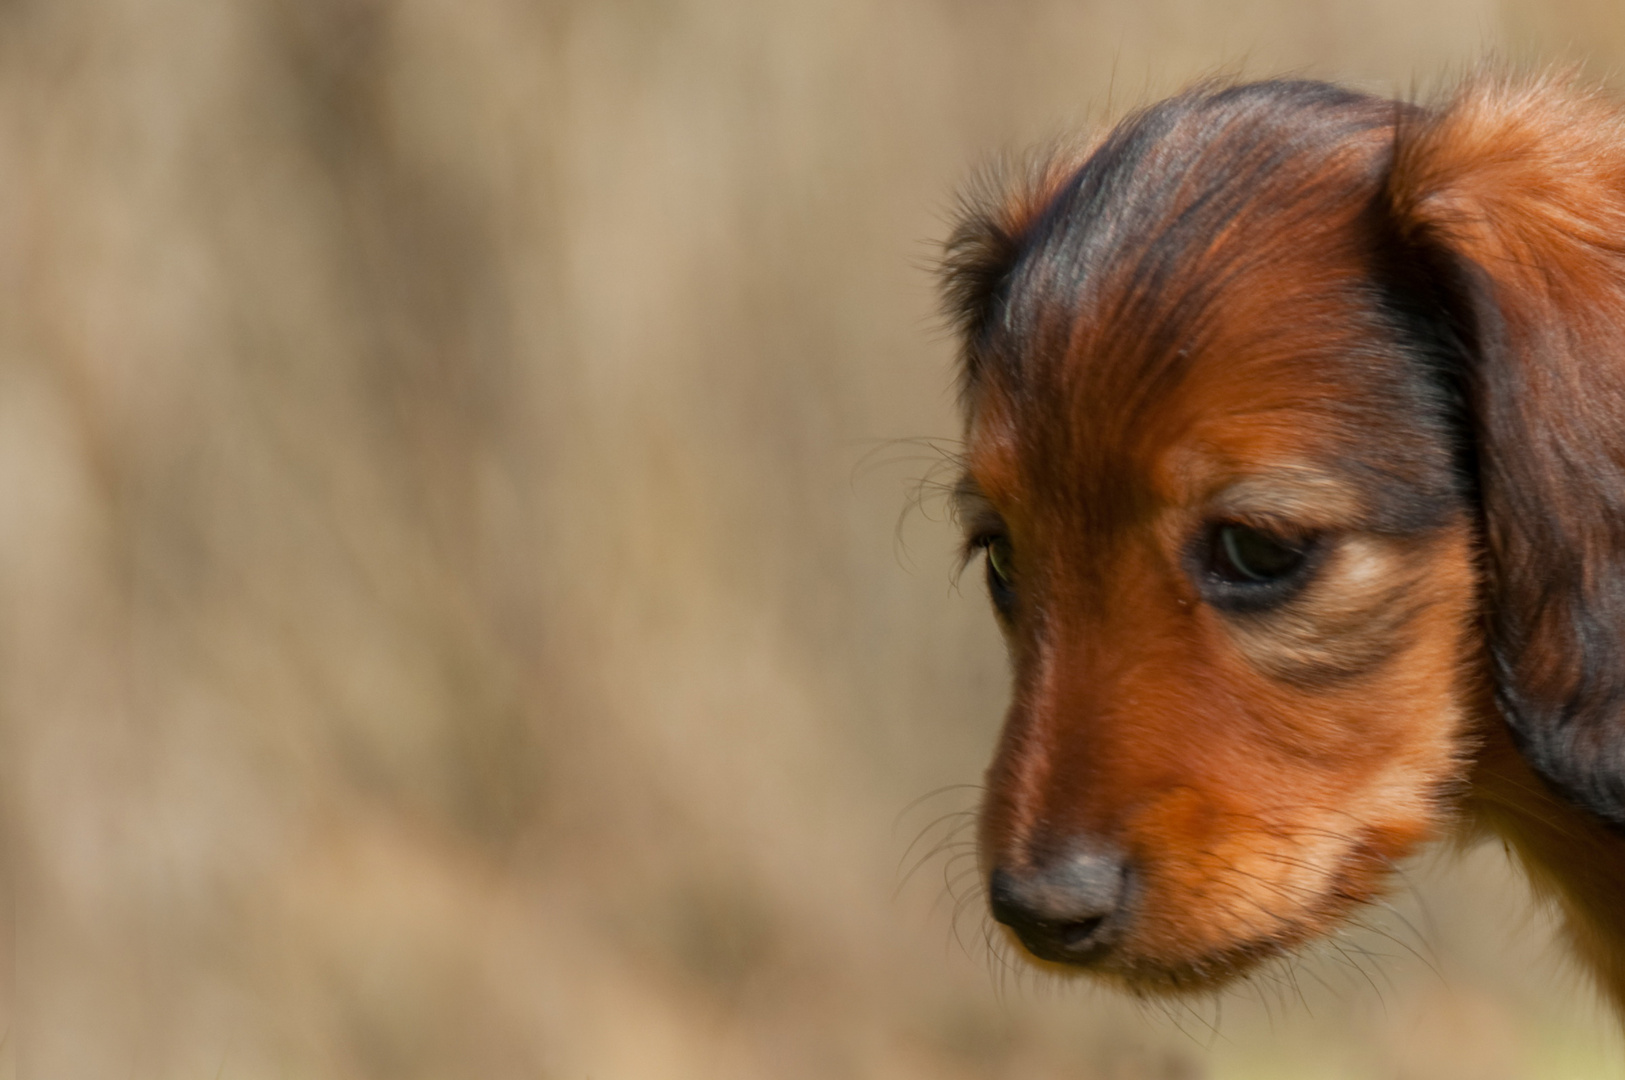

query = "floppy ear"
[[1383, 75, 1625, 827]]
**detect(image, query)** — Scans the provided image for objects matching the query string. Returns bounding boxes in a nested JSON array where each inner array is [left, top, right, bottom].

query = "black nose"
[[988, 847, 1130, 965]]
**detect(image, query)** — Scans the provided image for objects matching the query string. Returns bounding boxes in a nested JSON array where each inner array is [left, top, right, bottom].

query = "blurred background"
[[8, 1, 1625, 1077]]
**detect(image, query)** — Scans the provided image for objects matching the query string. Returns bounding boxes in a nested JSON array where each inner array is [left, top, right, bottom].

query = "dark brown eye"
[[982, 535, 1016, 614], [1210, 524, 1307, 584]]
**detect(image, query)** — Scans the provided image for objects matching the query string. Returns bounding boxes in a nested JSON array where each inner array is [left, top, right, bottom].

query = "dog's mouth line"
[[997, 919, 1299, 994], [997, 847, 1390, 992]]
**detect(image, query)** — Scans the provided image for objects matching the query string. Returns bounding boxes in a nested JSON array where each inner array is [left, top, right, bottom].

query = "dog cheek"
[[1117, 552, 1476, 966], [1316, 530, 1480, 829], [1221, 536, 1439, 685], [1221, 530, 1479, 790]]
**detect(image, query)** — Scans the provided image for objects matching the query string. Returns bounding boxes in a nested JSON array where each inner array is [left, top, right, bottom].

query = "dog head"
[[943, 75, 1625, 991]]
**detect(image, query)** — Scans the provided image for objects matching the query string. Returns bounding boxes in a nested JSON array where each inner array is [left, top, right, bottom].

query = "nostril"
[[1057, 914, 1105, 949], [988, 848, 1130, 965]]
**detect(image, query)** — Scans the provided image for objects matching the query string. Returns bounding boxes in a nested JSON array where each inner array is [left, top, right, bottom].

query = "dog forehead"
[[972, 249, 1402, 506], [965, 260, 1460, 540], [967, 357, 1381, 522], [956, 84, 1467, 536]]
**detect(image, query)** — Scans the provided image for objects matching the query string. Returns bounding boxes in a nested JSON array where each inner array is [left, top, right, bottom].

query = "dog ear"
[[1384, 75, 1625, 827]]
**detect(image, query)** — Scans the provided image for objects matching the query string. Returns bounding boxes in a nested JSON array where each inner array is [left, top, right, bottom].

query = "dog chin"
[[1001, 878, 1376, 997], [1004, 923, 1310, 996]]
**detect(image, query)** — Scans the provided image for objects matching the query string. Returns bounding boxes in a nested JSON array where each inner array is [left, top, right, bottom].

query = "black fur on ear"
[[1384, 73, 1625, 828]]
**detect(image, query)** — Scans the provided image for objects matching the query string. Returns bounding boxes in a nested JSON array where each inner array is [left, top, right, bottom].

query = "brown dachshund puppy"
[[943, 73, 1625, 1013]]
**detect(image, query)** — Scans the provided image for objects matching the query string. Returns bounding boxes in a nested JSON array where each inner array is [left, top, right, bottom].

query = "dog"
[[941, 72, 1625, 1015]]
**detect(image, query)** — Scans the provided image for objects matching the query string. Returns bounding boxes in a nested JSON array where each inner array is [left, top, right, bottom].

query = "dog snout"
[[988, 847, 1131, 965]]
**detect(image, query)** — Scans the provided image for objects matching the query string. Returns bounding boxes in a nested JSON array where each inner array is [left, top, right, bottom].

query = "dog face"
[[944, 77, 1625, 991]]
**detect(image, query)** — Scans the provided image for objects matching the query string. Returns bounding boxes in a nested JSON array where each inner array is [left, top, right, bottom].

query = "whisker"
[[894, 812, 977, 899], [892, 783, 982, 834]]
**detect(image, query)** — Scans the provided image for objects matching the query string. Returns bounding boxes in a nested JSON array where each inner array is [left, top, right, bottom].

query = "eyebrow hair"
[[951, 473, 999, 530], [1205, 468, 1366, 529]]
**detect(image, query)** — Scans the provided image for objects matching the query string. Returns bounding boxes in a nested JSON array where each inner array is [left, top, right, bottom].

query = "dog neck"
[[1466, 710, 1625, 1023]]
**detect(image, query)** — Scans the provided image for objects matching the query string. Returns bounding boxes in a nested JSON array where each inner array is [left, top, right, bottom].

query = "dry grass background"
[[8, 1, 1625, 1077]]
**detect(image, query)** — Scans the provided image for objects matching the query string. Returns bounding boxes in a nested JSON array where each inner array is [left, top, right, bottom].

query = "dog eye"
[[1192, 523, 1317, 613], [1211, 524, 1306, 584], [981, 536, 1017, 614]]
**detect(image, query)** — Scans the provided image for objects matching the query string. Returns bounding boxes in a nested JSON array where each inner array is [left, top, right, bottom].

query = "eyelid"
[[953, 475, 998, 522], [954, 478, 1007, 555], [1212, 515, 1315, 546], [960, 523, 1007, 571]]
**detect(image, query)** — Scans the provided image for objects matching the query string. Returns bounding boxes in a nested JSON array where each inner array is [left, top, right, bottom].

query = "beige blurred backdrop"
[[8, 1, 1625, 1077]]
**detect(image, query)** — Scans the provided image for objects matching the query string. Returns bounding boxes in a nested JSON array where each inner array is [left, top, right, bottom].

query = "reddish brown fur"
[[944, 73, 1625, 1016]]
